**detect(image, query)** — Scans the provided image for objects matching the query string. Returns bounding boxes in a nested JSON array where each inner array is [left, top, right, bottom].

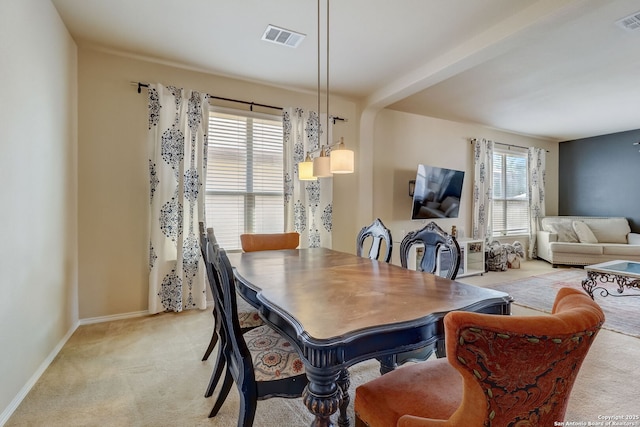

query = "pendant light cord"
[[317, 0, 330, 151], [317, 0, 321, 148], [326, 0, 330, 149]]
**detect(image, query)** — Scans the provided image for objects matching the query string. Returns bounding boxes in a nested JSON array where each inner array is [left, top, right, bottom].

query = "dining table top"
[[228, 247, 511, 342]]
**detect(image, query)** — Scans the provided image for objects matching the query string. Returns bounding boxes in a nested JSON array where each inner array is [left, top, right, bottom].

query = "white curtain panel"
[[283, 107, 333, 249], [147, 84, 208, 314], [471, 138, 494, 244], [528, 147, 546, 259]]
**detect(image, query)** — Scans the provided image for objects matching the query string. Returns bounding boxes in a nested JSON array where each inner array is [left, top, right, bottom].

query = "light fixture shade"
[[331, 148, 354, 173], [313, 150, 332, 178], [298, 153, 317, 181], [330, 149, 354, 174], [298, 160, 317, 181], [330, 138, 354, 174]]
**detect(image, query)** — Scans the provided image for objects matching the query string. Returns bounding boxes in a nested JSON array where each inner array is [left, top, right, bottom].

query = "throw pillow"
[[548, 223, 579, 243], [572, 221, 598, 244], [586, 218, 630, 243]]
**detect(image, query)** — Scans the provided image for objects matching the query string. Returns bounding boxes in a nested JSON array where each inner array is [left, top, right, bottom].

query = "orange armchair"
[[355, 287, 605, 427], [240, 232, 300, 252]]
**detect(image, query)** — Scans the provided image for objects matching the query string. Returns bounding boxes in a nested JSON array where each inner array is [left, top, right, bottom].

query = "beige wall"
[[371, 109, 558, 264], [0, 0, 78, 421], [76, 48, 360, 319]]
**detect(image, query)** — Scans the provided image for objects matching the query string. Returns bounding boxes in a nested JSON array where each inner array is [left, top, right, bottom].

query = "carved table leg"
[[337, 369, 351, 427], [302, 367, 342, 427]]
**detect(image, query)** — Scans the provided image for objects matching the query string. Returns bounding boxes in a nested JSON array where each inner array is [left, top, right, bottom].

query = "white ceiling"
[[51, 0, 640, 141]]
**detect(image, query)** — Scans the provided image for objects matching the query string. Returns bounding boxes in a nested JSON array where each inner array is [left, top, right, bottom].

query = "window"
[[205, 108, 284, 251], [492, 148, 528, 236]]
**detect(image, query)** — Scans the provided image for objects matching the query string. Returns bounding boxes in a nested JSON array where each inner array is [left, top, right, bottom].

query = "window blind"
[[206, 109, 284, 250], [492, 149, 529, 236]]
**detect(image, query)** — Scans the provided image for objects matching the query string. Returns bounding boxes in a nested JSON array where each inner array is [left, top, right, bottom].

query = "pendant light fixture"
[[312, 147, 332, 177], [330, 137, 354, 173], [299, 0, 354, 179], [298, 152, 317, 181]]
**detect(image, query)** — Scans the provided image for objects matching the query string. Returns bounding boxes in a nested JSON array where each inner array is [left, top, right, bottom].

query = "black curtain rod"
[[495, 141, 550, 153], [135, 82, 346, 123], [470, 139, 549, 153]]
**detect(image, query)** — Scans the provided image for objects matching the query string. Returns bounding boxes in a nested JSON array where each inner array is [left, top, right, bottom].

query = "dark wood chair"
[[198, 226, 229, 399], [198, 223, 262, 398], [400, 221, 460, 279], [201, 232, 296, 378], [377, 221, 460, 371], [356, 218, 393, 262], [203, 229, 308, 426], [202, 231, 297, 361]]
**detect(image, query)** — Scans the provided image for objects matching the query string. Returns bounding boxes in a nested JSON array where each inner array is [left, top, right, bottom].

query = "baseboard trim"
[[0, 321, 79, 426], [78, 310, 149, 325]]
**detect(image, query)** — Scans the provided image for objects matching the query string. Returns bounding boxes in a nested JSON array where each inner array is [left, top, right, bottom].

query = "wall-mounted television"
[[410, 164, 465, 220]]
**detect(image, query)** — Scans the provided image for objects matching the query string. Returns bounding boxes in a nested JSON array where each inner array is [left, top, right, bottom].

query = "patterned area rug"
[[491, 269, 640, 338]]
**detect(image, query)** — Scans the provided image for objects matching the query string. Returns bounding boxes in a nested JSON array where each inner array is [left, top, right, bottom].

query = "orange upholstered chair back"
[[398, 287, 605, 427], [240, 232, 300, 252]]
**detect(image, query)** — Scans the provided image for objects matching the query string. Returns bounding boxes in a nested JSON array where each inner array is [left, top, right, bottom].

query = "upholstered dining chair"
[[198, 223, 263, 398], [204, 231, 297, 363], [205, 232, 296, 364], [204, 229, 307, 426], [354, 287, 605, 427], [240, 232, 300, 252], [356, 218, 393, 262], [400, 221, 460, 279]]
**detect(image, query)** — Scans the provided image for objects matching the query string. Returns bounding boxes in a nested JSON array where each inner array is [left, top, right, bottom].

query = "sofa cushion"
[[548, 223, 579, 243], [584, 218, 630, 244], [550, 242, 603, 255], [602, 244, 640, 256], [573, 221, 598, 244], [629, 233, 640, 245]]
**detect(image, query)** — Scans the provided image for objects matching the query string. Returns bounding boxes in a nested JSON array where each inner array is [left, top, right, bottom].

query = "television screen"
[[411, 164, 465, 220]]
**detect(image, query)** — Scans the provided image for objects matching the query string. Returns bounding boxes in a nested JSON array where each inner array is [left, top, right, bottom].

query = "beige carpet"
[[6, 260, 640, 426]]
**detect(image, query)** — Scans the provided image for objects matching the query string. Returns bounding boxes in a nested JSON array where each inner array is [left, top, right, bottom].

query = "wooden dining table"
[[228, 248, 512, 427]]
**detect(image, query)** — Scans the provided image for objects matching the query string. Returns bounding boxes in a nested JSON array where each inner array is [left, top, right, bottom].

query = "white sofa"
[[536, 216, 640, 267]]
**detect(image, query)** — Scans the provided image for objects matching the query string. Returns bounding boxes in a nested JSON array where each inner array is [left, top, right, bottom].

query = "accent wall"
[[559, 129, 640, 233]]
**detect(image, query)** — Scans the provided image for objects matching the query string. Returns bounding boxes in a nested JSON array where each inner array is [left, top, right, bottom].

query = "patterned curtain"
[[147, 84, 208, 314], [471, 138, 494, 244], [282, 107, 332, 248], [528, 147, 546, 259]]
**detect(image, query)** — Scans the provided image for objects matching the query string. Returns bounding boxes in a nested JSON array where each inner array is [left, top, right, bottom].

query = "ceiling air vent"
[[262, 25, 305, 48], [616, 11, 640, 31]]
